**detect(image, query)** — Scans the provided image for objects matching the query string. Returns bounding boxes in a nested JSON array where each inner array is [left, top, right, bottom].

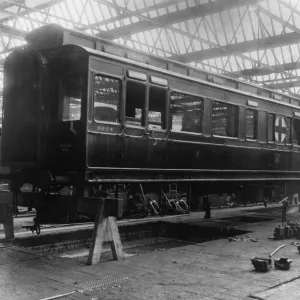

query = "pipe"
[[87, 178, 300, 184]]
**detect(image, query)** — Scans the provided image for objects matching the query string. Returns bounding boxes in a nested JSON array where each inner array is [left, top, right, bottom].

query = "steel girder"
[[0, 0, 299, 95], [267, 80, 300, 89], [170, 32, 300, 63], [95, 0, 265, 40]]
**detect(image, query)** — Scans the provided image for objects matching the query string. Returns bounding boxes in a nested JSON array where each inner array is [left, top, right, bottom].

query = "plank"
[[87, 202, 107, 265], [107, 216, 124, 260]]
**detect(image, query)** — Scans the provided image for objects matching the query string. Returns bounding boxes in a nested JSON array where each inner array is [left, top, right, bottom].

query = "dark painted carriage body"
[[2, 24, 300, 194]]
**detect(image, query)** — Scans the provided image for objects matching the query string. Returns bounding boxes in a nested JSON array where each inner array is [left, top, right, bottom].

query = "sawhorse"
[[0, 193, 124, 264], [87, 199, 124, 265]]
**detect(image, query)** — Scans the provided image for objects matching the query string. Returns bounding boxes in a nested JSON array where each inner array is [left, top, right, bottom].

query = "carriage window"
[[126, 81, 146, 126], [148, 86, 166, 129], [285, 117, 291, 144], [170, 92, 204, 133], [293, 118, 300, 145], [246, 109, 258, 140], [268, 114, 274, 142], [274, 115, 291, 144], [212, 101, 238, 137], [93, 75, 121, 123], [61, 74, 82, 121]]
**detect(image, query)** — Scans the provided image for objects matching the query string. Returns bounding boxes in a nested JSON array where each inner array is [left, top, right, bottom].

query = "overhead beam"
[[0, 24, 26, 39], [170, 32, 300, 63], [0, 0, 83, 27], [0, 0, 114, 40], [267, 80, 300, 89], [278, 0, 300, 19], [0, 0, 24, 9], [0, 0, 91, 37], [229, 61, 300, 78], [99, 0, 265, 39], [257, 3, 300, 35], [225, 0, 300, 80], [264, 61, 300, 73], [79, 0, 184, 31], [0, 0, 64, 22]]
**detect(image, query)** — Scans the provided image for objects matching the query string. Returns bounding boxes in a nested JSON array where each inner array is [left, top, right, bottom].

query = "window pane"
[[246, 109, 257, 139], [170, 92, 204, 133], [268, 114, 274, 141], [293, 118, 300, 145], [126, 81, 146, 126], [62, 75, 82, 121], [93, 75, 121, 123], [148, 86, 166, 129], [275, 115, 291, 144], [212, 101, 238, 137]]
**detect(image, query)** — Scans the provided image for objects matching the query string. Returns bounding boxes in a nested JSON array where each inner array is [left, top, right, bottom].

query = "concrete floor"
[[0, 205, 300, 300]]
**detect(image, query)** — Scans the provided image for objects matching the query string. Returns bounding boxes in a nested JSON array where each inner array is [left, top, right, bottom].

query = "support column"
[[187, 183, 192, 207], [0, 204, 14, 239], [284, 182, 287, 198], [159, 184, 163, 207]]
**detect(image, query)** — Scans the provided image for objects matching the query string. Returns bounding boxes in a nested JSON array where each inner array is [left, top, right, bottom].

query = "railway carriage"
[[2, 24, 300, 220]]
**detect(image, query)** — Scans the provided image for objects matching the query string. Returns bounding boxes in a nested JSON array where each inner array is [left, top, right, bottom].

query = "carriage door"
[[2, 49, 42, 166], [146, 76, 168, 168], [87, 73, 123, 168], [123, 70, 148, 167], [56, 73, 87, 169]]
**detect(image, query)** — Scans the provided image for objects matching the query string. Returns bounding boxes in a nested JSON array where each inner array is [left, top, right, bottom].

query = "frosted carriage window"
[[212, 101, 239, 137], [62, 74, 82, 121], [271, 115, 292, 144], [246, 109, 258, 140], [170, 92, 204, 133], [93, 75, 121, 123]]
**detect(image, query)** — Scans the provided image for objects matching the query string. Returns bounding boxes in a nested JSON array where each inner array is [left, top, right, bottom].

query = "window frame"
[[211, 100, 239, 140], [147, 83, 168, 131], [92, 74, 122, 125], [59, 73, 84, 122], [169, 89, 205, 136], [245, 108, 258, 141], [125, 78, 147, 128], [292, 117, 300, 147], [267, 112, 293, 145]]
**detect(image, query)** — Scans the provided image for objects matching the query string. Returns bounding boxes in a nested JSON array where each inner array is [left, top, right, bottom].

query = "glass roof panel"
[[0, 0, 299, 96]]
